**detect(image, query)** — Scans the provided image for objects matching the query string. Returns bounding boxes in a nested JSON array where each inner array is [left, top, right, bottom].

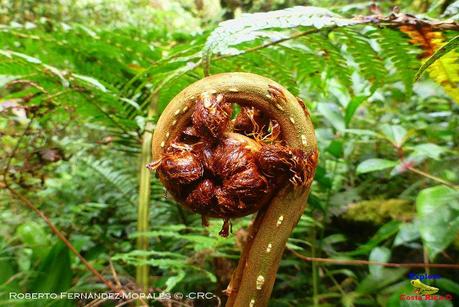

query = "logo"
[[408, 273, 442, 281], [399, 274, 454, 301], [410, 279, 439, 295]]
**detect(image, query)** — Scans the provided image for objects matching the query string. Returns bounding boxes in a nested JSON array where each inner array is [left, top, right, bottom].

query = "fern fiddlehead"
[[150, 72, 318, 306]]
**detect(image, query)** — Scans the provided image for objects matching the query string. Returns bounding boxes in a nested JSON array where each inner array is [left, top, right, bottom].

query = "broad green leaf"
[[436, 278, 459, 295], [357, 267, 407, 294], [368, 247, 390, 278], [326, 140, 343, 158], [30, 242, 73, 292], [393, 221, 420, 247], [411, 143, 447, 160], [380, 124, 408, 147], [357, 158, 398, 174], [345, 221, 401, 256], [344, 95, 367, 125], [317, 102, 345, 132], [16, 221, 50, 261], [416, 186, 459, 260], [29, 242, 73, 305]]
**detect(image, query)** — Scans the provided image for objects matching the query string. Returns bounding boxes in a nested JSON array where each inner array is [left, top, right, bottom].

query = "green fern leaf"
[[372, 28, 420, 94], [334, 28, 388, 91], [81, 157, 138, 206], [203, 6, 363, 67]]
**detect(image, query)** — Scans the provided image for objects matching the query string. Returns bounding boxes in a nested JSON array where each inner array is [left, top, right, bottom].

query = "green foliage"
[[416, 35, 459, 81], [334, 28, 388, 91], [416, 186, 459, 260], [81, 157, 138, 206], [356, 158, 398, 174], [113, 222, 240, 292], [202, 6, 364, 72], [29, 243, 73, 305], [16, 221, 51, 261], [343, 199, 413, 224], [0, 257, 21, 302], [372, 28, 420, 94]]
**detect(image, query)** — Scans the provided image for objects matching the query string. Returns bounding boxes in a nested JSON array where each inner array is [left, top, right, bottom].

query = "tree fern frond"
[[400, 25, 459, 103], [203, 6, 364, 68], [372, 28, 420, 94], [156, 69, 202, 112], [81, 157, 138, 206], [283, 43, 324, 79], [334, 28, 388, 91], [304, 33, 353, 90], [0, 22, 174, 118], [0, 49, 139, 131]]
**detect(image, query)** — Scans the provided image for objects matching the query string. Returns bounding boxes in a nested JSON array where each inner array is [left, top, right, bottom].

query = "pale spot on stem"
[[266, 243, 272, 253], [276, 215, 284, 227], [256, 275, 265, 290]]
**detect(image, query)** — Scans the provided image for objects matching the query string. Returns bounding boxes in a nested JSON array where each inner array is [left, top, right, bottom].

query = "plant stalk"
[[311, 227, 319, 307], [136, 100, 157, 292]]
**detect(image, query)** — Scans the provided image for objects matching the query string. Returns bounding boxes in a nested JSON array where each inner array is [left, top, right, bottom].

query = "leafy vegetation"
[[1, 1, 458, 306]]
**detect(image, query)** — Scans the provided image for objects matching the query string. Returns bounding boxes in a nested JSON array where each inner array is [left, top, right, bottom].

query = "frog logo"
[[410, 279, 439, 295]]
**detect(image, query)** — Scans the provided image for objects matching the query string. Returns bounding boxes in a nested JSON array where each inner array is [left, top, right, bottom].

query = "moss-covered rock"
[[342, 199, 414, 224]]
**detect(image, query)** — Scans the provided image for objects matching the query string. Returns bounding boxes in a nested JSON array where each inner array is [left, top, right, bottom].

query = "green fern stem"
[[152, 72, 318, 306], [136, 102, 156, 293]]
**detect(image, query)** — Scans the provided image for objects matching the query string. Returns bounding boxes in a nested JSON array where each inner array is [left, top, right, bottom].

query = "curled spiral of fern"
[[150, 72, 318, 305], [149, 73, 317, 234]]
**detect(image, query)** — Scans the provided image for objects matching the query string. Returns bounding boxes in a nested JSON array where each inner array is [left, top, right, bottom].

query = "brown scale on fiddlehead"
[[150, 73, 318, 306], [191, 93, 233, 141]]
